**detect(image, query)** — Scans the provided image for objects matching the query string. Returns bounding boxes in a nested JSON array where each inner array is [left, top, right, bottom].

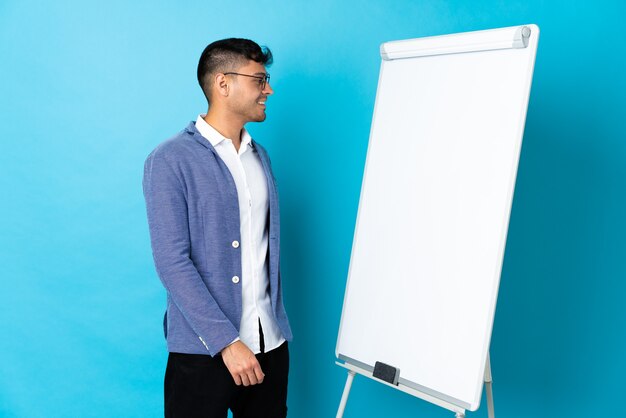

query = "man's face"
[[226, 60, 273, 123]]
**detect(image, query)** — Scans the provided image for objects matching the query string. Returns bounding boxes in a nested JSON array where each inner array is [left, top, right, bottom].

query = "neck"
[[203, 107, 244, 150]]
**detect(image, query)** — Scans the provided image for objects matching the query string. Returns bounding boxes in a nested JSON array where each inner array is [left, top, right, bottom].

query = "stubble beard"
[[231, 94, 267, 123], [248, 95, 267, 122]]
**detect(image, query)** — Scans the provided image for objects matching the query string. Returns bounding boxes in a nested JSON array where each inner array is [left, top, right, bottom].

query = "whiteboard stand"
[[484, 353, 495, 418], [336, 369, 356, 418], [335, 353, 495, 418], [334, 23, 538, 418]]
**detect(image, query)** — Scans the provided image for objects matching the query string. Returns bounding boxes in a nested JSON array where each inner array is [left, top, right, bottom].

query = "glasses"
[[223, 72, 271, 90]]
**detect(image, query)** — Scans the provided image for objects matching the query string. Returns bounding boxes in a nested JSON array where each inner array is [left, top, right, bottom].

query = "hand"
[[221, 341, 265, 386]]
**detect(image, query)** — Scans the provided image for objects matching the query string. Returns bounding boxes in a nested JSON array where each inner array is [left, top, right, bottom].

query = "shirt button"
[[232, 240, 240, 248], [232, 276, 240, 284]]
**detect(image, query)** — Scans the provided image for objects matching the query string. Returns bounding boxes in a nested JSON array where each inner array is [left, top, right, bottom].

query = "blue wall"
[[1, 1, 625, 417]]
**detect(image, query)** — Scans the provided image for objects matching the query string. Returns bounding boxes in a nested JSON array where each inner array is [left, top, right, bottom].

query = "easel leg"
[[455, 412, 465, 418], [336, 370, 356, 418], [484, 352, 495, 418]]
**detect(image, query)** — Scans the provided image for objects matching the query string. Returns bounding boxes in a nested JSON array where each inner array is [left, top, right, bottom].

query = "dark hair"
[[197, 38, 273, 103]]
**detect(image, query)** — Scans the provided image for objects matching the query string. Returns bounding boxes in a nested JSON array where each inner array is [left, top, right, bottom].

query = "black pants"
[[164, 342, 289, 418]]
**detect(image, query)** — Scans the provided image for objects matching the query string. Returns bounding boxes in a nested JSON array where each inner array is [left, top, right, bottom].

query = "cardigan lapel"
[[184, 121, 219, 156]]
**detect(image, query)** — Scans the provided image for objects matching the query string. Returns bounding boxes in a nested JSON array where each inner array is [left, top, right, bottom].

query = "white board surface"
[[336, 25, 539, 411]]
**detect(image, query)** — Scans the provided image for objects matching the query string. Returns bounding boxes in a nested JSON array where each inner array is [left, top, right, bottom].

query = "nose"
[[263, 81, 274, 95]]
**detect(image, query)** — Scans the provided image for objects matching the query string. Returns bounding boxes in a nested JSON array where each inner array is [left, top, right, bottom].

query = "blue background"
[[1, 1, 625, 417]]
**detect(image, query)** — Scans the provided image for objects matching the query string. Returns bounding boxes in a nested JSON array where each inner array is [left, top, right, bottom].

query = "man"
[[143, 38, 292, 418]]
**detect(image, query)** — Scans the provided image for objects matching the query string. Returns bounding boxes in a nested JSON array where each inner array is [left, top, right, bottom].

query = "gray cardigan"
[[143, 122, 292, 356]]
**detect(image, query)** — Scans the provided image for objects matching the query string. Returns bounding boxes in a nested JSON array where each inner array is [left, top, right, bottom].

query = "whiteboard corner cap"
[[513, 25, 532, 48], [380, 43, 391, 60]]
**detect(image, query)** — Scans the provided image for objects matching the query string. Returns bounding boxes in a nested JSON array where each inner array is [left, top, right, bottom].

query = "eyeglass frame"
[[223, 72, 271, 90]]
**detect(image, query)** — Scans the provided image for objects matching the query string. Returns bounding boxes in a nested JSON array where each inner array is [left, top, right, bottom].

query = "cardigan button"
[[232, 240, 240, 248], [232, 276, 240, 284]]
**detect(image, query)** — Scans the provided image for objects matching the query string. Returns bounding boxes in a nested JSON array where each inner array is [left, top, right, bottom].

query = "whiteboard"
[[336, 25, 539, 411]]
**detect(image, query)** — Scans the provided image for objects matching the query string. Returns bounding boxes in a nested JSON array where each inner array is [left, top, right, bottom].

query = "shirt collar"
[[195, 114, 253, 150]]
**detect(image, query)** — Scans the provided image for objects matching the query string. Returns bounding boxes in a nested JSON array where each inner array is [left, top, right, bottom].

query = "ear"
[[214, 73, 229, 98]]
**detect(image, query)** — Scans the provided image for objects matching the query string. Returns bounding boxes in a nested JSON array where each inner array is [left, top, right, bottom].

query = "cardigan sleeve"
[[143, 150, 238, 356]]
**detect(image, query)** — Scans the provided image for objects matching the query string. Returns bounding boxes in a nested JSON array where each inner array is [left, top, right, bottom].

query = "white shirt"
[[195, 115, 285, 354]]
